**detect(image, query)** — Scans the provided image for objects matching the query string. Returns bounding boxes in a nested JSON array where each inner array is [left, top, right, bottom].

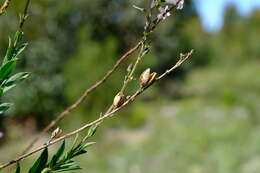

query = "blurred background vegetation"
[[0, 0, 260, 172]]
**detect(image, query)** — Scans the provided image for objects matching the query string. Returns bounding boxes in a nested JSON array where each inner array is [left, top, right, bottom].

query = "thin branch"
[[22, 0, 184, 153], [19, 0, 31, 30], [22, 41, 143, 154], [0, 50, 193, 169], [157, 50, 194, 80], [0, 0, 10, 16]]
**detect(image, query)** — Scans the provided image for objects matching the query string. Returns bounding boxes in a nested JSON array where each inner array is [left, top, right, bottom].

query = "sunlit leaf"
[[80, 142, 96, 151], [14, 31, 24, 43], [87, 124, 98, 137], [54, 164, 81, 172], [0, 60, 17, 80], [0, 88, 3, 97], [14, 163, 20, 173], [14, 43, 28, 58], [2, 72, 29, 93], [0, 103, 12, 114], [29, 148, 48, 173], [49, 140, 65, 167], [4, 37, 15, 62]]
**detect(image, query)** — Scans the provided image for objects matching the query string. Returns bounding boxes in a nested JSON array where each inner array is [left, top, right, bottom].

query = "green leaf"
[[0, 88, 3, 97], [81, 142, 96, 150], [55, 140, 65, 161], [14, 31, 24, 43], [4, 37, 15, 62], [76, 142, 96, 153], [14, 43, 28, 58], [72, 150, 87, 157], [29, 148, 48, 173], [14, 163, 20, 173], [0, 60, 17, 80], [49, 140, 65, 167], [54, 164, 81, 172], [87, 124, 98, 137], [71, 134, 79, 150], [0, 103, 12, 114], [2, 72, 29, 93], [40, 168, 51, 173]]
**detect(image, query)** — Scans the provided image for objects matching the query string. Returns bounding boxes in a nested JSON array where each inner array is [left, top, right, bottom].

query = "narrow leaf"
[[0, 60, 17, 80], [4, 38, 15, 62], [54, 165, 81, 172], [29, 148, 48, 173], [87, 124, 98, 137], [71, 133, 79, 150], [81, 142, 96, 150], [0, 103, 12, 114], [14, 31, 24, 43], [49, 140, 65, 167], [14, 163, 20, 173], [2, 72, 29, 93], [14, 43, 28, 58], [0, 88, 3, 97], [72, 150, 87, 157]]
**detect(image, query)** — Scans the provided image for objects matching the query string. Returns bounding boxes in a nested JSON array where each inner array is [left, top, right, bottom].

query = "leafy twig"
[[0, 0, 31, 114], [22, 41, 143, 154], [0, 49, 193, 169], [14, 134, 96, 173], [23, 0, 184, 153]]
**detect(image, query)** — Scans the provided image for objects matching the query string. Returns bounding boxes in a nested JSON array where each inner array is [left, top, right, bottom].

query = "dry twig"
[[23, 0, 184, 153], [0, 49, 193, 169], [0, 0, 10, 16], [19, 0, 30, 30], [22, 41, 143, 154]]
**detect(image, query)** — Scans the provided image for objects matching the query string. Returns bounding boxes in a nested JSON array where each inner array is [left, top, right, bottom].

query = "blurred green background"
[[0, 0, 260, 172]]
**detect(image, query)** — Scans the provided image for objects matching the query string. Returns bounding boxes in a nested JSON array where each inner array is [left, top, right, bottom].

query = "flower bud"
[[140, 69, 158, 87], [113, 92, 125, 108], [127, 64, 133, 72], [148, 72, 157, 85], [0, 131, 4, 138], [51, 127, 62, 139], [140, 68, 151, 87]]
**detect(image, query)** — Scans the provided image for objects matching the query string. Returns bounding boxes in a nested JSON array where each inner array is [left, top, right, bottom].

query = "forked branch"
[[0, 49, 193, 169], [23, 0, 184, 154]]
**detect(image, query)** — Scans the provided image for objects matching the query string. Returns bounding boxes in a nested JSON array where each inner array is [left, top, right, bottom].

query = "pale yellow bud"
[[140, 68, 151, 87], [51, 127, 62, 139], [113, 92, 125, 108], [148, 72, 157, 85]]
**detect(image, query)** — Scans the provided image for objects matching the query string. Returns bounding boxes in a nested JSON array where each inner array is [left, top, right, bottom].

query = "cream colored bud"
[[113, 92, 125, 108], [148, 72, 157, 85], [51, 127, 62, 139], [140, 68, 151, 87]]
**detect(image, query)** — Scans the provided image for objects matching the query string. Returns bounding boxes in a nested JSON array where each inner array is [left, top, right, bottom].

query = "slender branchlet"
[[0, 49, 193, 170], [0, 0, 10, 16], [22, 0, 185, 154], [19, 0, 31, 30], [0, 0, 191, 170]]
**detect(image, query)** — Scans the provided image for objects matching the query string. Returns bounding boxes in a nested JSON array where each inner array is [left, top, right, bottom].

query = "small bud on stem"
[[140, 68, 157, 87], [113, 92, 126, 108], [51, 127, 63, 139]]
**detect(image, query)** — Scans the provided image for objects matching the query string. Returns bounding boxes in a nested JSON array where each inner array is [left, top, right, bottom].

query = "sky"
[[195, 0, 260, 32]]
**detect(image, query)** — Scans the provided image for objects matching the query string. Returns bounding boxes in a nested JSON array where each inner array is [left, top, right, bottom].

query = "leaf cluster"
[[15, 134, 96, 173], [0, 31, 29, 114]]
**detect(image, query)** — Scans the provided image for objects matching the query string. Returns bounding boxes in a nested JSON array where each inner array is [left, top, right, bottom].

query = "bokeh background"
[[0, 0, 260, 172]]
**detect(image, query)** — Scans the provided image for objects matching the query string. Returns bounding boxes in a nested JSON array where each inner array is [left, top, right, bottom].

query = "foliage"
[[0, 31, 29, 115], [0, 0, 198, 126], [0, 0, 260, 173], [15, 128, 97, 173]]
